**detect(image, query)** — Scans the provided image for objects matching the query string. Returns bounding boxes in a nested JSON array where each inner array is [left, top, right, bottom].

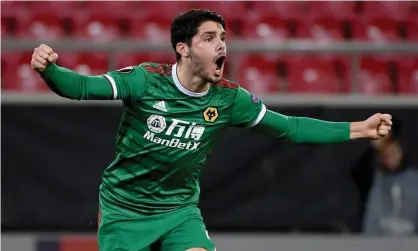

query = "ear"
[[176, 42, 190, 58]]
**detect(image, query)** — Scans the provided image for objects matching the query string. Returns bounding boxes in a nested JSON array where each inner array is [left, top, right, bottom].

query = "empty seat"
[[1, 52, 50, 92], [395, 57, 418, 94], [352, 18, 401, 43], [193, 1, 247, 19], [16, 13, 67, 40], [355, 57, 393, 95], [237, 55, 280, 95], [405, 18, 418, 41], [251, 1, 304, 20], [115, 52, 175, 69], [243, 15, 291, 41], [129, 15, 172, 41], [286, 56, 343, 93], [82, 1, 138, 16], [57, 52, 109, 75], [138, 2, 191, 19], [305, 1, 357, 21], [362, 1, 411, 21], [298, 17, 345, 42], [1, 1, 27, 18], [26, 1, 81, 16], [73, 13, 124, 41]]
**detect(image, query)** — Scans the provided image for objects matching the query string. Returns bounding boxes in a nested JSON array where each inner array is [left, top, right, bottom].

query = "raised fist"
[[31, 44, 59, 72]]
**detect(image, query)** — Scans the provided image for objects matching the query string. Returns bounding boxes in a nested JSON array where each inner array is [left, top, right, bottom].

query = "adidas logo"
[[153, 101, 167, 112]]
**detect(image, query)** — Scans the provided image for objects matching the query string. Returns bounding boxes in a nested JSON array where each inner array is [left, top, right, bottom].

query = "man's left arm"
[[230, 87, 392, 143], [254, 110, 392, 143]]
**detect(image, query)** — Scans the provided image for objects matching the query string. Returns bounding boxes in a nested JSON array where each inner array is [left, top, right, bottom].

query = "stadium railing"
[[3, 39, 418, 107]]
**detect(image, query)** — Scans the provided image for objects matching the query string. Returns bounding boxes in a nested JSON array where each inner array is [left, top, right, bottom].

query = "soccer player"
[[31, 9, 392, 251]]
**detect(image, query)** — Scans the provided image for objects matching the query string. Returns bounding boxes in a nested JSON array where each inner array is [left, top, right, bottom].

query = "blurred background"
[[2, 1, 418, 251]]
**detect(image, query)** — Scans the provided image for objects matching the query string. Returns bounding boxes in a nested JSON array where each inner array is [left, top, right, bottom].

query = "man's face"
[[189, 21, 227, 83]]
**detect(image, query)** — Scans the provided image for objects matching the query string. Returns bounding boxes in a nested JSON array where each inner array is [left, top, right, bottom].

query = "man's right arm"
[[32, 44, 147, 102], [40, 64, 148, 101]]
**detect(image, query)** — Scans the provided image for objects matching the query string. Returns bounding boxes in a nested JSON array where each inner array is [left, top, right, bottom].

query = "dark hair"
[[171, 9, 225, 61]]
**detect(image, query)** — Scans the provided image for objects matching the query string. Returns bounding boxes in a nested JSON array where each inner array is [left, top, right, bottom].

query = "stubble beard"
[[190, 52, 220, 84]]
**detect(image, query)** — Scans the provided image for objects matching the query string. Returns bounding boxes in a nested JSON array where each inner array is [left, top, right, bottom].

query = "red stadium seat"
[[192, 1, 247, 37], [1, 1, 27, 18], [243, 15, 291, 42], [193, 1, 247, 19], [286, 56, 343, 94], [352, 18, 400, 43], [58, 52, 109, 76], [395, 57, 418, 94], [73, 13, 124, 41], [129, 15, 172, 41], [16, 13, 67, 40], [237, 55, 280, 95], [82, 1, 138, 16], [305, 1, 357, 21], [362, 1, 412, 21], [298, 17, 345, 42], [115, 52, 175, 69], [26, 1, 81, 16], [405, 18, 418, 41], [1, 52, 49, 92], [251, 1, 304, 20], [138, 2, 191, 19], [354, 57, 393, 95], [1, 16, 13, 38]]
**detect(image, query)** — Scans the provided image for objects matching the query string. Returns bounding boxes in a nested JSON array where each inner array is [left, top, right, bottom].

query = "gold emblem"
[[203, 107, 219, 122]]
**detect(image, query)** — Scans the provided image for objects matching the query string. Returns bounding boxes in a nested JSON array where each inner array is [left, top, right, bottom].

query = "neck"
[[176, 61, 210, 93]]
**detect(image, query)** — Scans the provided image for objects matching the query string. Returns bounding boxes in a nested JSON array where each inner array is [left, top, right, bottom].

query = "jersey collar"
[[172, 63, 209, 97]]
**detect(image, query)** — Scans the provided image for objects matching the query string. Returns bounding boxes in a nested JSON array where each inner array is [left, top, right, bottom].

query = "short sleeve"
[[103, 65, 148, 101], [230, 87, 267, 127]]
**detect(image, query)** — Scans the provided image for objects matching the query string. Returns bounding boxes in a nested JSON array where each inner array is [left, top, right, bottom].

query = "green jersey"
[[100, 62, 266, 215]]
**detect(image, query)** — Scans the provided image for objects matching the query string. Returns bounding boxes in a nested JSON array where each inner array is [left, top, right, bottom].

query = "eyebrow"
[[201, 31, 227, 37]]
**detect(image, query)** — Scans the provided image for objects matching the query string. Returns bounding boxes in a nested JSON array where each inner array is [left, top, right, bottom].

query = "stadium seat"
[[16, 13, 67, 40], [82, 1, 138, 16], [405, 18, 418, 41], [243, 15, 291, 42], [193, 1, 247, 19], [362, 1, 412, 21], [286, 56, 344, 94], [350, 57, 393, 95], [129, 15, 172, 42], [1, 52, 49, 92], [115, 52, 175, 69], [395, 57, 418, 94], [1, 16, 12, 38], [25, 1, 81, 16], [1, 1, 27, 18], [57, 52, 109, 76], [304, 1, 357, 21], [137, 1, 191, 19], [352, 17, 401, 43], [237, 55, 280, 95], [297, 17, 345, 43], [73, 13, 124, 41], [251, 1, 304, 20]]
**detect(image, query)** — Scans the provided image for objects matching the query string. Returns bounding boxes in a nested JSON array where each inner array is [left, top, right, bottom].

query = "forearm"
[[40, 64, 114, 100], [255, 110, 350, 143]]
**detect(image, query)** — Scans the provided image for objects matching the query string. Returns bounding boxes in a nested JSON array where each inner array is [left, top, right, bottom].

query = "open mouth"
[[215, 55, 226, 70]]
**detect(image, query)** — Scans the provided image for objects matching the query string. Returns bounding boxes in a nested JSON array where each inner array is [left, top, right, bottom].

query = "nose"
[[217, 40, 226, 53]]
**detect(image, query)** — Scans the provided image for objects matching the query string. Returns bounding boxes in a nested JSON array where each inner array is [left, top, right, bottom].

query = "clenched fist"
[[364, 113, 392, 139], [350, 113, 392, 140], [31, 44, 59, 72]]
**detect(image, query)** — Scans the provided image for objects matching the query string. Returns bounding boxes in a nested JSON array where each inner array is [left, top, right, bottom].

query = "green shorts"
[[98, 205, 216, 251]]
